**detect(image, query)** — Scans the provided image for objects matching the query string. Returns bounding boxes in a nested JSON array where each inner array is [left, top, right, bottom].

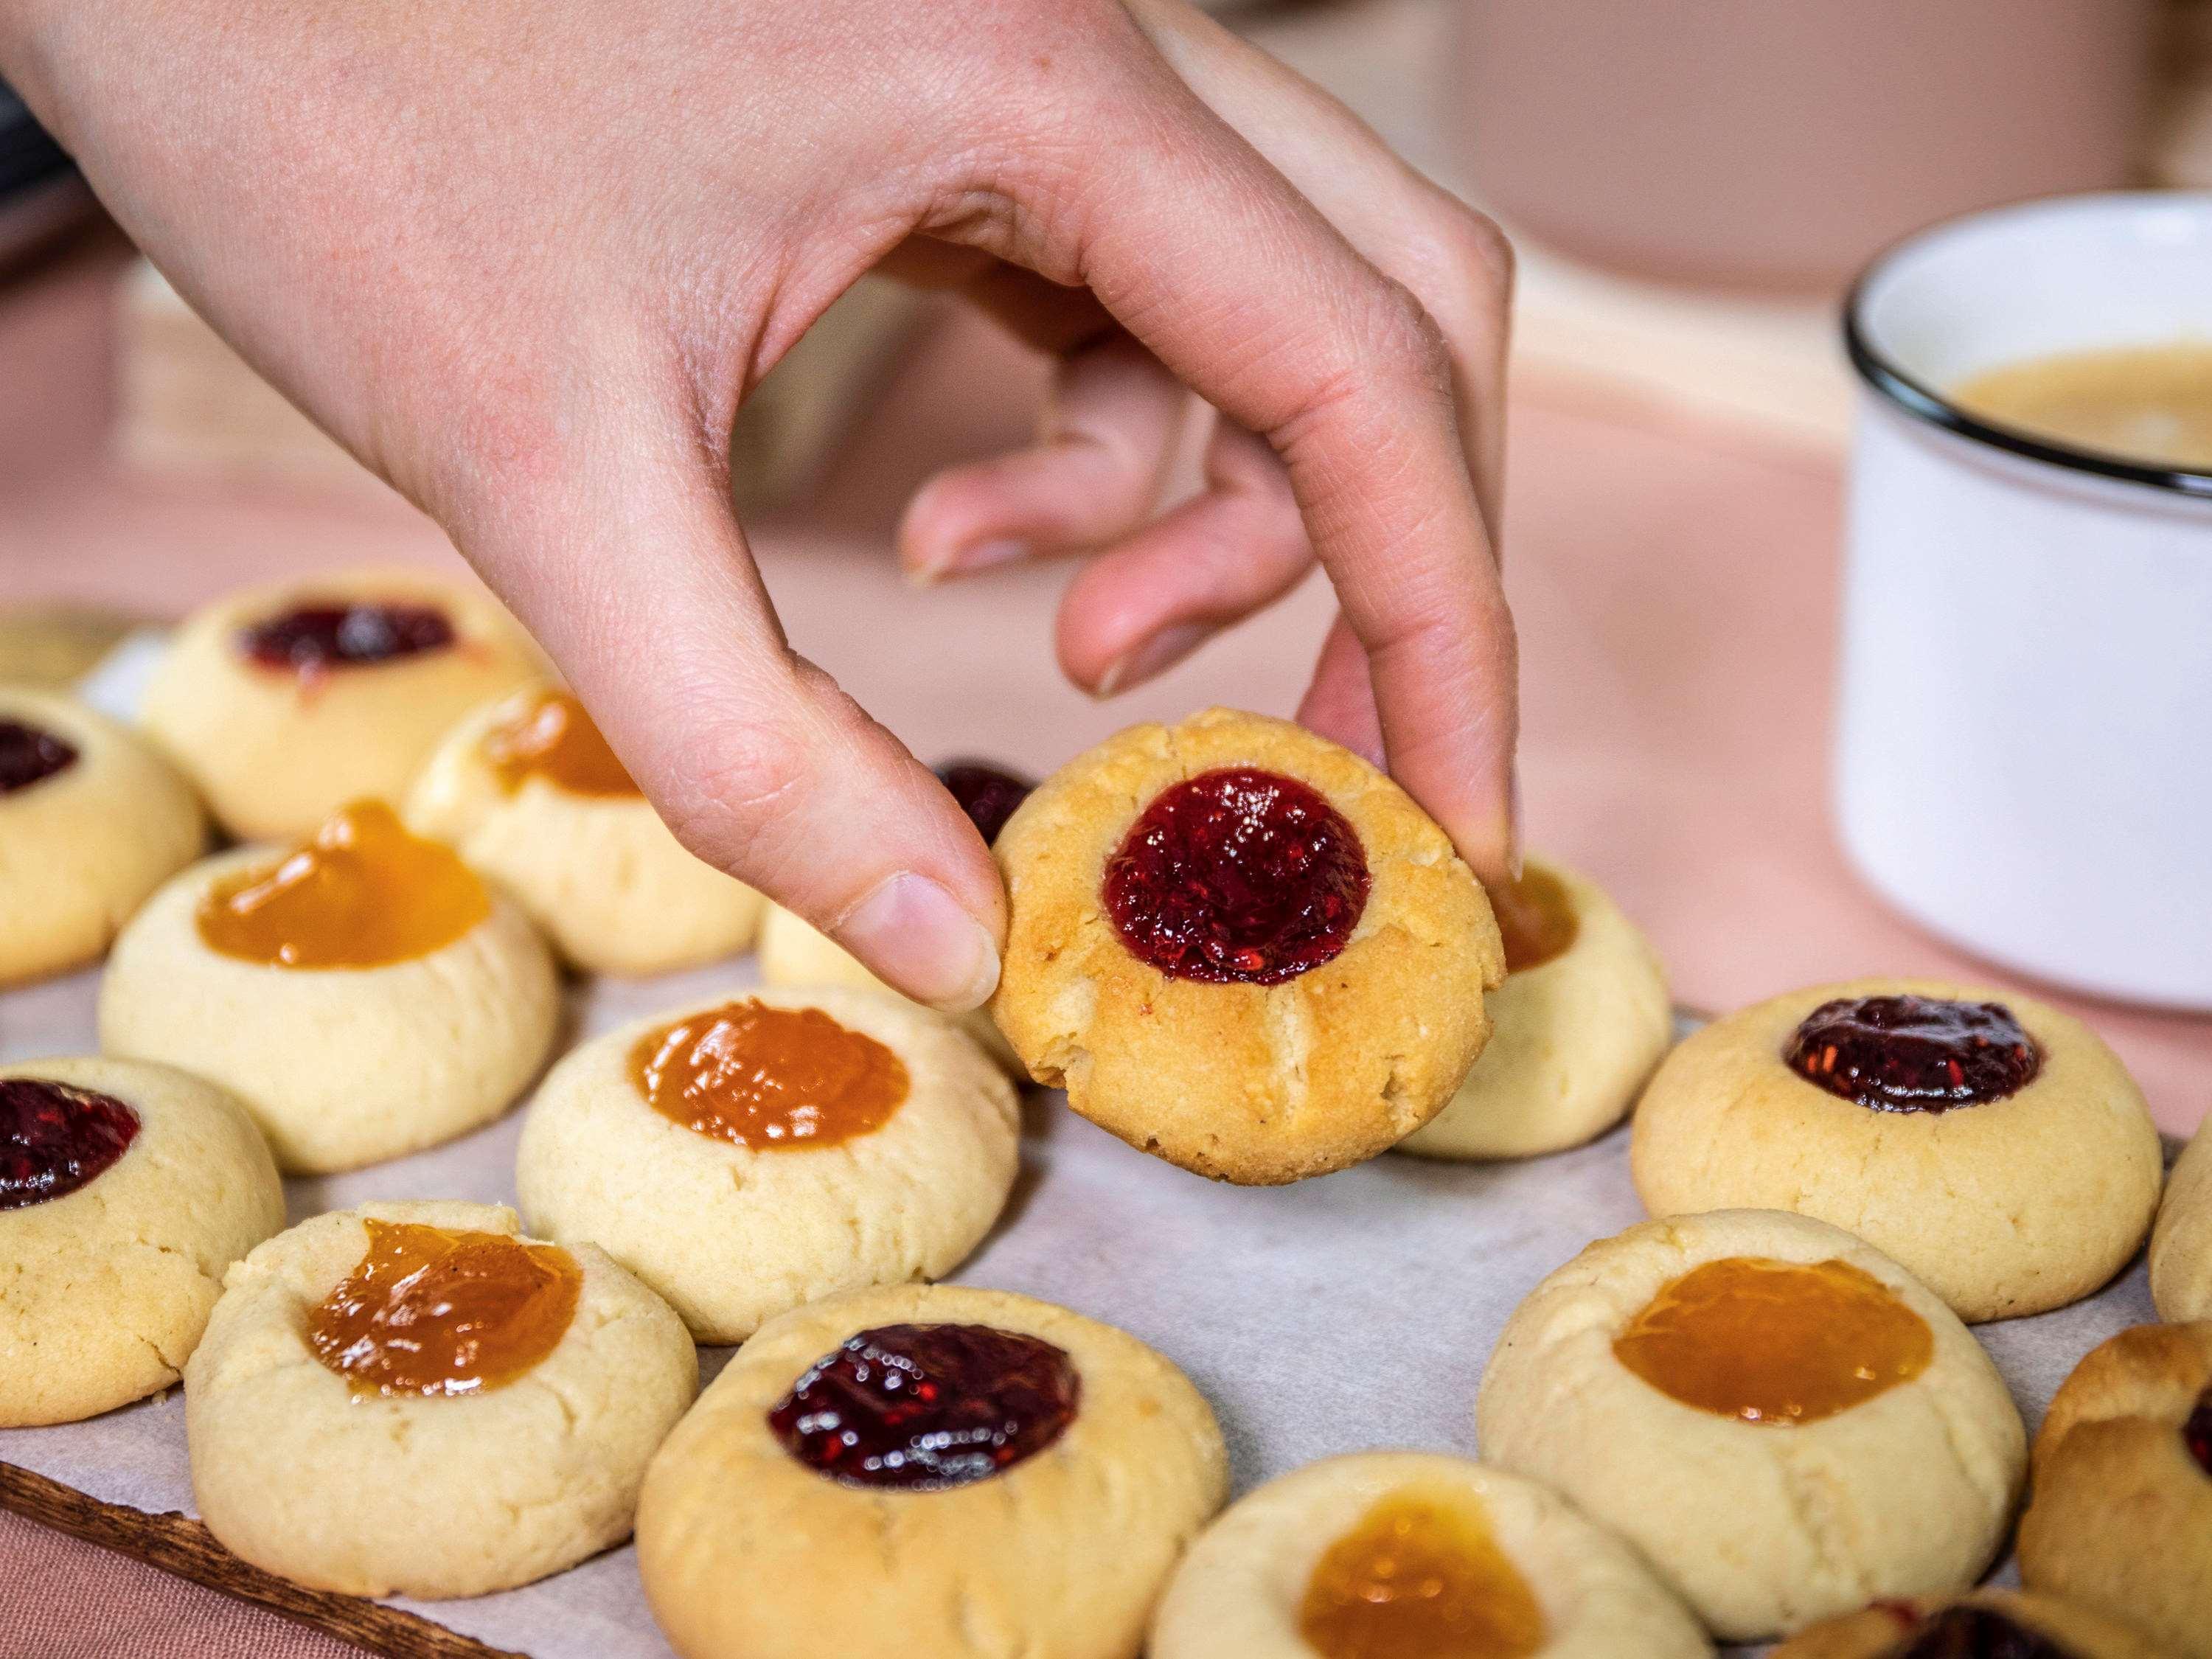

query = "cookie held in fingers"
[[1150, 1451, 1709, 1659], [0, 688, 205, 987], [406, 683, 762, 975], [635, 1282, 1226, 1659], [1770, 1589, 2166, 1658], [142, 566, 542, 840], [517, 984, 1020, 1343], [99, 799, 559, 1172], [0, 1057, 282, 1427], [1399, 856, 1672, 1161], [990, 708, 1501, 1184], [1475, 1209, 2025, 1641], [2017, 1321, 2212, 1658], [186, 1200, 695, 1599], [1630, 978, 2161, 1321]]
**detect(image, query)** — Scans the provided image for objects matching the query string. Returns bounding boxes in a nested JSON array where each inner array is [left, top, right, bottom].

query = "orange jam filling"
[[1489, 866, 1579, 975], [481, 689, 639, 798], [631, 999, 910, 1151], [197, 800, 490, 968], [307, 1219, 580, 1398], [1298, 1488, 1546, 1659], [1613, 1256, 1933, 1425]]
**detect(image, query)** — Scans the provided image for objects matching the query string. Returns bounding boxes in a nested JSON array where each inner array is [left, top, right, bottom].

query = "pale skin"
[[1, 0, 1518, 1012]]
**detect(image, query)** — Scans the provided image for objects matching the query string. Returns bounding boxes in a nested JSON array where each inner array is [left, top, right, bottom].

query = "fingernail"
[[833, 873, 1002, 1013], [909, 538, 1028, 588], [1094, 622, 1212, 699]]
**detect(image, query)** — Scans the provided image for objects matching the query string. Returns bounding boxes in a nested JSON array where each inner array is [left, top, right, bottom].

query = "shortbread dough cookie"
[[1150, 1451, 1708, 1658], [2151, 1119, 2212, 1321], [0, 688, 205, 987], [0, 1057, 282, 1426], [1772, 1589, 2166, 1658], [1631, 978, 2161, 1321], [991, 708, 1501, 1184], [187, 1200, 695, 1598], [2018, 1321, 2212, 1658], [636, 1282, 1225, 1659], [1400, 856, 1671, 1161], [142, 566, 541, 839], [100, 801, 559, 1172], [407, 684, 762, 974], [518, 984, 1019, 1342], [1476, 1208, 2025, 1641]]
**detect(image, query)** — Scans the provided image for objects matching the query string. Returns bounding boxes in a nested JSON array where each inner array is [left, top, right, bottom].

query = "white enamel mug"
[[1838, 192, 2212, 1009]]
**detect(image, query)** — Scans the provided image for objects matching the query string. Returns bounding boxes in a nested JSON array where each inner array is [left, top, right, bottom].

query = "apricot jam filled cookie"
[[1150, 1452, 1708, 1659], [636, 1283, 1225, 1659], [517, 984, 1019, 1342], [99, 800, 558, 1172], [1400, 855, 1672, 1161], [407, 683, 762, 974], [990, 709, 1500, 1183], [1477, 1210, 2024, 1641], [2018, 1321, 2212, 1658], [1771, 1590, 2166, 1658], [0, 688, 205, 987], [186, 1201, 694, 1599], [0, 1057, 281, 1426], [142, 567, 541, 839], [1630, 978, 2161, 1321]]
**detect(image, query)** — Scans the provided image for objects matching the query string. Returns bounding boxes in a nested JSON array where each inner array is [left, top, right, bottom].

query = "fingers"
[[453, 378, 1005, 1012]]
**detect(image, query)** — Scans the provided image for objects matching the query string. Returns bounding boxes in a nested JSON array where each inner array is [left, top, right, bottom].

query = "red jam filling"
[[1785, 995, 2040, 1113], [1102, 767, 1369, 985], [0, 1079, 139, 1210], [935, 760, 1033, 844], [0, 719, 77, 796], [1888, 1605, 2076, 1658], [767, 1322, 1079, 1489], [2185, 1391, 2212, 1477], [237, 602, 455, 672]]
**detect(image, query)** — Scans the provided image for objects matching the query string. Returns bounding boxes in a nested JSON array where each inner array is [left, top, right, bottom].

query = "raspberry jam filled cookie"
[[636, 1283, 1225, 1659], [1630, 978, 2160, 1321], [990, 709, 1500, 1183]]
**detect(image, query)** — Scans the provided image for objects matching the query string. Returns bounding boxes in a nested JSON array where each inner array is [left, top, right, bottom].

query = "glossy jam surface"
[[0, 1079, 139, 1211], [482, 689, 639, 797], [0, 719, 78, 796], [197, 800, 491, 969], [631, 999, 909, 1151], [767, 1322, 1079, 1489], [237, 601, 455, 673], [1298, 1489, 1547, 1659], [935, 760, 1033, 844], [1613, 1256, 1933, 1425], [1102, 767, 1369, 985], [2184, 1391, 2212, 1478], [307, 1219, 580, 1398], [1888, 1604, 2076, 1659], [1489, 866, 1579, 975], [1786, 994, 2041, 1113]]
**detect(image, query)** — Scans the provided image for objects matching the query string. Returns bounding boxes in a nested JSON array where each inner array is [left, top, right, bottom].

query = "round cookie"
[[186, 1200, 696, 1598], [1630, 978, 2161, 1321], [1475, 1208, 2025, 1641], [636, 1282, 1225, 1659], [1771, 1590, 2166, 1658], [2151, 1119, 2212, 1322], [1399, 855, 1672, 1161], [517, 984, 1020, 1343], [2017, 1321, 2212, 1658], [142, 566, 542, 839], [99, 802, 559, 1172], [0, 688, 205, 987], [1, 1057, 282, 1426], [990, 707, 1501, 1184], [406, 684, 762, 975], [1150, 1451, 1709, 1658]]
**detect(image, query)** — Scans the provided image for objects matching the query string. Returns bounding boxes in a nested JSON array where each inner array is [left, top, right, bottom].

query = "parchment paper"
[[0, 954, 2160, 1658]]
